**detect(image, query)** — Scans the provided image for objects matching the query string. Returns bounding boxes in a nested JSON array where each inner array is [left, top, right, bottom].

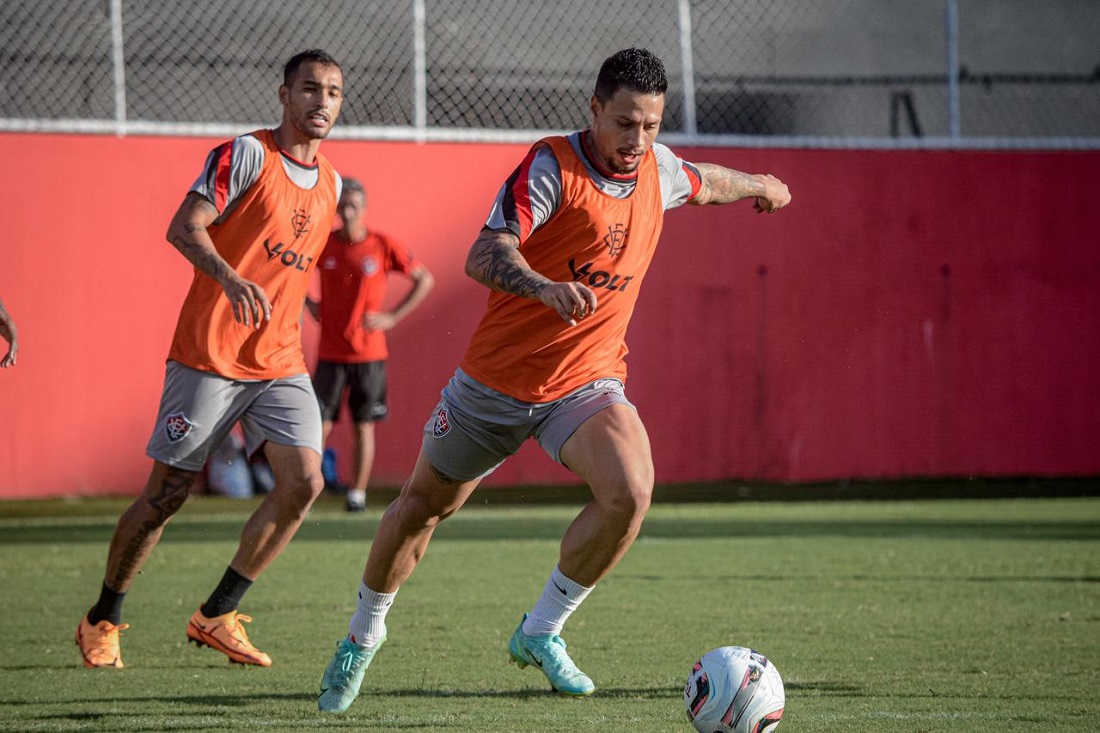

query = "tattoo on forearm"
[[167, 195, 233, 282], [169, 228, 233, 283], [697, 163, 764, 204], [469, 237, 547, 299]]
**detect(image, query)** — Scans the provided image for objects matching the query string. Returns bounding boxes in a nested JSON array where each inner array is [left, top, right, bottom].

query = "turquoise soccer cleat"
[[317, 632, 386, 713], [508, 614, 595, 697]]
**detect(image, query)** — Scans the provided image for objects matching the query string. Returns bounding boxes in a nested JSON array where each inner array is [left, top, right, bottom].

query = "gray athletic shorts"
[[421, 368, 635, 482], [146, 360, 323, 472]]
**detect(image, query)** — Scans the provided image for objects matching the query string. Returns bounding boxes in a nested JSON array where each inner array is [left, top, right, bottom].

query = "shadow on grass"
[[0, 692, 310, 708], [3, 685, 680, 708], [785, 680, 863, 696], [6, 681, 1084, 711], [782, 681, 1086, 702], [1, 514, 1098, 545]]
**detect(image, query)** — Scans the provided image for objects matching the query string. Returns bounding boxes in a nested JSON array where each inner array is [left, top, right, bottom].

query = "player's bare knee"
[[399, 494, 448, 528], [272, 470, 325, 513], [306, 469, 325, 498], [140, 464, 196, 520], [599, 480, 652, 522], [297, 470, 326, 504], [392, 488, 457, 530]]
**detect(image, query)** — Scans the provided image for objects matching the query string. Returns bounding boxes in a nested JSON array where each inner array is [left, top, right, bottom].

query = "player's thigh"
[[559, 403, 654, 506], [536, 377, 634, 465], [396, 448, 483, 521], [420, 373, 528, 483], [240, 373, 324, 464], [262, 441, 324, 496], [347, 360, 388, 423]]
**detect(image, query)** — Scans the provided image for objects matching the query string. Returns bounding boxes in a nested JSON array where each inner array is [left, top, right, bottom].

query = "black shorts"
[[312, 360, 388, 423]]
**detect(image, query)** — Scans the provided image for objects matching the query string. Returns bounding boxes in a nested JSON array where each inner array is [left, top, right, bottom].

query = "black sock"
[[87, 583, 127, 625], [202, 566, 254, 618]]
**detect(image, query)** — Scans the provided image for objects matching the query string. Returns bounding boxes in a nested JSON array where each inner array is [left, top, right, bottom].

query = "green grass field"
[[1, 494, 1097, 732]]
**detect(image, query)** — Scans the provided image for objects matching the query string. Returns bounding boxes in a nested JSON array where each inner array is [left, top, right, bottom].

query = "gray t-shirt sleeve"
[[484, 145, 563, 240], [189, 134, 265, 214], [653, 142, 702, 210], [483, 139, 702, 238]]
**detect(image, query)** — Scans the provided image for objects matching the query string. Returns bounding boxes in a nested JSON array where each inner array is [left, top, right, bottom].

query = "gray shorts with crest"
[[421, 368, 635, 482], [146, 360, 323, 472]]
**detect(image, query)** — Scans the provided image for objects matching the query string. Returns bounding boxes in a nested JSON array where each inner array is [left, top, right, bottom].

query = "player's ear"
[[589, 96, 602, 122], [278, 84, 288, 106]]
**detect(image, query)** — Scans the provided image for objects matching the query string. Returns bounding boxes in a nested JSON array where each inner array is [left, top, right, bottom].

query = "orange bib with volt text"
[[461, 135, 664, 402], [169, 129, 338, 380]]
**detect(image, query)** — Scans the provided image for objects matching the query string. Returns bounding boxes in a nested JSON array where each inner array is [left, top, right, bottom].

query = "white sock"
[[522, 566, 593, 637], [347, 580, 395, 648]]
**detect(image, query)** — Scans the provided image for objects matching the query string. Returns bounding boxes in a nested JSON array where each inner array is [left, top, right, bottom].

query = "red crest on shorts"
[[164, 411, 194, 443], [432, 407, 450, 438]]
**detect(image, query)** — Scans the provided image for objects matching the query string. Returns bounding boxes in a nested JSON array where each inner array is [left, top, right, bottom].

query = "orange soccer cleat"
[[75, 615, 129, 669], [186, 608, 272, 666]]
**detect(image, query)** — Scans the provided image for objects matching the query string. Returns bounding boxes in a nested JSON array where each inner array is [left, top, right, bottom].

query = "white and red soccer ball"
[[684, 646, 785, 733]]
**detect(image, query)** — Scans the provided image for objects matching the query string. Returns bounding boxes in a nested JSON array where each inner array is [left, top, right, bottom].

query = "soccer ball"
[[684, 646, 785, 733]]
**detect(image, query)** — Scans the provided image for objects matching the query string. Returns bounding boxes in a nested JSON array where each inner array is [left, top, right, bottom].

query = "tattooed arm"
[[464, 227, 598, 326], [691, 163, 791, 213], [165, 191, 271, 328]]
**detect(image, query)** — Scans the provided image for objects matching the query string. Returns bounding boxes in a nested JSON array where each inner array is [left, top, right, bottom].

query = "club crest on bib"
[[361, 256, 380, 276], [603, 222, 628, 257], [164, 411, 194, 443], [291, 208, 312, 239], [432, 407, 450, 438]]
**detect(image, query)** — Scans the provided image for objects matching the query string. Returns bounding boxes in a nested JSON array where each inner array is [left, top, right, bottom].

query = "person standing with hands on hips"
[[75, 49, 344, 671], [317, 47, 790, 712], [306, 178, 434, 512]]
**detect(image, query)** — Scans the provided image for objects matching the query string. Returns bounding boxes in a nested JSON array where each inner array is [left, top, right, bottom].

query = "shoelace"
[[224, 614, 254, 643], [337, 644, 368, 674], [227, 613, 254, 628], [89, 623, 129, 652]]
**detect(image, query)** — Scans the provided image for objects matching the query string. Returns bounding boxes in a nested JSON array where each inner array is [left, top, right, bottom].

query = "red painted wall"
[[0, 134, 1097, 497]]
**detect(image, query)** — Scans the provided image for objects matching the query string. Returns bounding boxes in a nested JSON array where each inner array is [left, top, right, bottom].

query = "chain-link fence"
[[1, 0, 1097, 147]]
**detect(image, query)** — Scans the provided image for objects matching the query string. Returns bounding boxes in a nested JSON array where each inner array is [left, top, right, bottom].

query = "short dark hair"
[[283, 49, 341, 87], [593, 48, 668, 102], [341, 177, 365, 197]]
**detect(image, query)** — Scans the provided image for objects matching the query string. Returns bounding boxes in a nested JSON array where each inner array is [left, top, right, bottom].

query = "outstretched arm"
[[0, 296, 18, 368], [165, 192, 271, 328], [465, 227, 598, 326], [691, 163, 791, 213]]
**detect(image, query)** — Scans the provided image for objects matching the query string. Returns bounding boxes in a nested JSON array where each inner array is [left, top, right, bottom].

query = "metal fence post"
[[110, 0, 128, 136], [678, 0, 697, 137], [946, 0, 961, 140], [413, 0, 427, 139]]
